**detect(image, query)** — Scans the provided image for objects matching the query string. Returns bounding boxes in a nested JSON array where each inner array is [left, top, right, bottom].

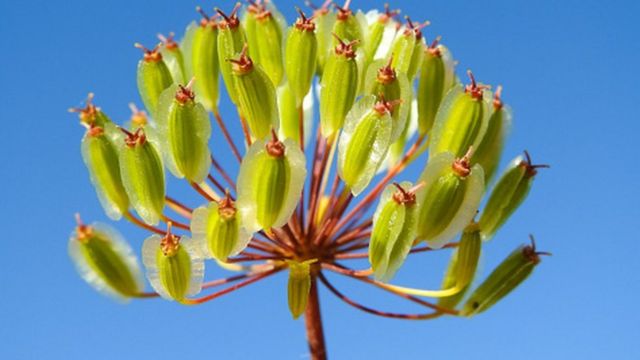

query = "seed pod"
[[285, 9, 318, 105], [190, 8, 220, 112], [237, 131, 306, 232], [242, 3, 261, 63], [158, 32, 186, 83], [191, 191, 252, 261], [135, 43, 174, 117], [156, 81, 211, 183], [80, 126, 130, 220], [338, 96, 395, 195], [416, 150, 485, 249], [278, 82, 314, 146], [479, 152, 548, 240], [429, 71, 491, 159], [436, 224, 482, 308], [473, 86, 512, 184], [216, 3, 246, 105], [311, 1, 336, 76], [389, 17, 428, 80], [417, 37, 456, 135], [229, 45, 279, 140], [142, 224, 204, 301], [319, 35, 359, 137], [287, 259, 316, 319], [369, 182, 420, 282], [69, 93, 114, 130], [462, 236, 550, 316], [364, 58, 412, 142], [68, 216, 143, 300], [332, 0, 364, 51], [363, 5, 400, 64], [119, 128, 165, 225], [253, 7, 285, 86]]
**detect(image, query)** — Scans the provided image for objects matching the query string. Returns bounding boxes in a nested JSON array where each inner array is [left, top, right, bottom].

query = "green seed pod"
[[369, 182, 420, 282], [462, 236, 550, 316], [230, 45, 279, 140], [332, 1, 365, 51], [473, 86, 512, 184], [364, 58, 412, 142], [80, 126, 130, 220], [69, 93, 114, 130], [479, 152, 548, 240], [68, 216, 143, 300], [253, 8, 285, 86], [285, 10, 318, 105], [156, 81, 211, 183], [216, 3, 246, 104], [389, 18, 428, 80], [158, 33, 186, 84], [142, 225, 204, 301], [416, 151, 485, 248], [319, 35, 359, 137], [312, 1, 337, 76], [436, 224, 482, 308], [190, 8, 220, 112], [337, 96, 395, 195], [417, 38, 456, 135], [363, 5, 400, 65], [237, 132, 306, 232], [119, 128, 165, 225], [429, 71, 491, 159], [287, 259, 316, 319], [135, 43, 174, 117], [278, 82, 313, 146], [191, 191, 252, 261], [242, 5, 260, 63]]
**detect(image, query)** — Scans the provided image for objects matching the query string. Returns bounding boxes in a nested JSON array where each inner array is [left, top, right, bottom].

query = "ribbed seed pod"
[[462, 236, 549, 316], [389, 18, 428, 80], [417, 38, 456, 135], [191, 8, 220, 112], [364, 58, 412, 142], [363, 5, 400, 65], [312, 1, 336, 76], [478, 152, 548, 240], [332, 1, 364, 51], [254, 8, 285, 86], [68, 216, 143, 300], [81, 126, 129, 220], [436, 224, 482, 308], [135, 43, 174, 117], [285, 10, 318, 105], [216, 3, 246, 104], [237, 132, 306, 233], [338, 96, 394, 195], [278, 82, 313, 146], [155, 82, 211, 183], [429, 71, 491, 159], [158, 33, 186, 83], [287, 259, 316, 319], [142, 225, 204, 301], [242, 4, 260, 63], [69, 93, 113, 130], [369, 182, 420, 282], [416, 150, 485, 248], [473, 86, 512, 184], [119, 128, 165, 225], [191, 191, 252, 261], [319, 35, 359, 137], [230, 45, 279, 140]]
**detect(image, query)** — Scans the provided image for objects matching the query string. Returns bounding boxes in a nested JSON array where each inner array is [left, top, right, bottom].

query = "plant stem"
[[305, 276, 327, 360]]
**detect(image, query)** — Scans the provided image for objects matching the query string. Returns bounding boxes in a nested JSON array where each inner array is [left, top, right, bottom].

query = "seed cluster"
[[68, 1, 550, 357]]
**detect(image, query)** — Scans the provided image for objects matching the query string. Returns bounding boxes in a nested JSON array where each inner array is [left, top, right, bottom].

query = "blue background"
[[1, 0, 638, 359]]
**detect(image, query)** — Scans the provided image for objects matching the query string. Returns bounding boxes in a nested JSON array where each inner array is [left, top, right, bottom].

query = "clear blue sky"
[[1, 0, 638, 359]]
